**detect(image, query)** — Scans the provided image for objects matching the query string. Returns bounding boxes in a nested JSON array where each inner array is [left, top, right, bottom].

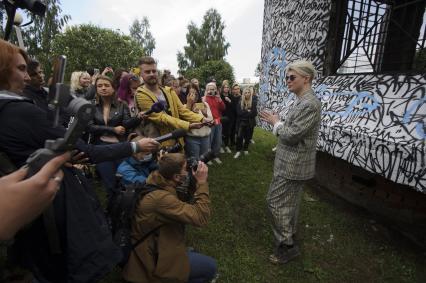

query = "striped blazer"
[[273, 89, 321, 180]]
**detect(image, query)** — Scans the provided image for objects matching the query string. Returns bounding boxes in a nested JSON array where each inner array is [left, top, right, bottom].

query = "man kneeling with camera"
[[122, 153, 217, 283]]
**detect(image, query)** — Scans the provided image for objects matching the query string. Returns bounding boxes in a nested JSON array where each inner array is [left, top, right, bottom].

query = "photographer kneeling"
[[123, 153, 217, 283]]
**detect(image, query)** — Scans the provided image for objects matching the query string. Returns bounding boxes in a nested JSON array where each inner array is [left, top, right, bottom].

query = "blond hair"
[[285, 60, 317, 82], [240, 87, 253, 110], [70, 71, 90, 92]]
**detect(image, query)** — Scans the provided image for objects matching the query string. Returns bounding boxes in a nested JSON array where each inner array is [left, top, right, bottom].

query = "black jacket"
[[22, 85, 49, 113], [0, 97, 136, 282], [88, 100, 141, 143], [222, 94, 240, 120], [236, 95, 258, 128]]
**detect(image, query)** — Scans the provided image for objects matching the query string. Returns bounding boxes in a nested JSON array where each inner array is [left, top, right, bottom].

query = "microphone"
[[154, 129, 187, 143], [144, 101, 165, 115]]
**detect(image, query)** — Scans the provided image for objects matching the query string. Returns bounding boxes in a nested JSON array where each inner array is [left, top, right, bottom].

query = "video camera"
[[2, 0, 46, 40], [26, 55, 95, 176]]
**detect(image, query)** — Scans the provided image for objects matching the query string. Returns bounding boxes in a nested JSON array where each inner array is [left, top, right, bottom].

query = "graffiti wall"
[[315, 75, 426, 191], [260, 0, 426, 192]]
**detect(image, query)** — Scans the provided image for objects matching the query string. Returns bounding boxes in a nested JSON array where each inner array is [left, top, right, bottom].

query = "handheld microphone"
[[144, 101, 165, 115], [154, 129, 187, 143]]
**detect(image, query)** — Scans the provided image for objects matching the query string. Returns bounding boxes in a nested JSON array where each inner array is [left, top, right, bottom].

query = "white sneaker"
[[272, 146, 277, 152], [244, 151, 249, 155], [251, 139, 255, 144], [233, 151, 241, 159], [214, 157, 222, 164], [220, 147, 225, 154], [225, 146, 232, 153], [207, 161, 214, 166]]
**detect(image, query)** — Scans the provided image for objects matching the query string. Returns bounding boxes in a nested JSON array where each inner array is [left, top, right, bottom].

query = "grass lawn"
[[2, 128, 423, 282], [179, 128, 423, 282], [101, 127, 424, 282]]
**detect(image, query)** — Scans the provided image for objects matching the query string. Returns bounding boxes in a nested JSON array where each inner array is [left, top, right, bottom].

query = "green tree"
[[21, 0, 71, 77], [51, 24, 145, 80], [129, 17, 155, 56], [177, 8, 230, 71], [184, 60, 235, 86]]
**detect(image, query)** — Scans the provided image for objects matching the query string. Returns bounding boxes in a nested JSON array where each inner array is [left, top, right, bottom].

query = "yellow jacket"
[[135, 85, 204, 147]]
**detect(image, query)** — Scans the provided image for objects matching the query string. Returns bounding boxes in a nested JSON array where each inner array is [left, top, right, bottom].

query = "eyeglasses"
[[285, 75, 297, 82]]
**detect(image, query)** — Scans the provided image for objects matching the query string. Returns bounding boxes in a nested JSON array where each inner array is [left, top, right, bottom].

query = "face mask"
[[140, 153, 153, 162]]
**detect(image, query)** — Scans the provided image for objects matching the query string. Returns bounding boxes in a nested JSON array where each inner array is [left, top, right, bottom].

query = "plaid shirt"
[[273, 89, 321, 180]]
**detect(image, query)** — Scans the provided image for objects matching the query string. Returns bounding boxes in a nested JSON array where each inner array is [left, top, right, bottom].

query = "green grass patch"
[[182, 128, 422, 283]]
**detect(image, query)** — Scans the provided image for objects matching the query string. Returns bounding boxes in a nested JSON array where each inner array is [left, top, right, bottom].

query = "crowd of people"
[[0, 37, 321, 283]]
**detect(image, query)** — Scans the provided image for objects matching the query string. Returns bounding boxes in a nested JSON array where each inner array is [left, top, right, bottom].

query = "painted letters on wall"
[[260, 0, 426, 191]]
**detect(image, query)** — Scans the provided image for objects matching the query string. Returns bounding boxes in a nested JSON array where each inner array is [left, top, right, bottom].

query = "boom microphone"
[[144, 101, 165, 115], [154, 129, 187, 143]]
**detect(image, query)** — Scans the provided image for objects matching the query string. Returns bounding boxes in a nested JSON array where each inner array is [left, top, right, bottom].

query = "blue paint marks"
[[315, 86, 380, 118], [260, 47, 288, 95], [402, 96, 426, 140]]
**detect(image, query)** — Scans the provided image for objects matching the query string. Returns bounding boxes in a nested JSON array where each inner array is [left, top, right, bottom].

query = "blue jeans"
[[187, 251, 217, 283], [96, 159, 121, 198], [209, 124, 222, 157], [185, 135, 210, 160]]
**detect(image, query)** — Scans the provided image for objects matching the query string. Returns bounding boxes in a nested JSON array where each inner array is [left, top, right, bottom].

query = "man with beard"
[[136, 57, 208, 148], [0, 39, 160, 282]]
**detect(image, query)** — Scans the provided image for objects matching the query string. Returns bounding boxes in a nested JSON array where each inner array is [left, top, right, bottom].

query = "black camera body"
[[176, 151, 216, 202], [160, 143, 182, 154]]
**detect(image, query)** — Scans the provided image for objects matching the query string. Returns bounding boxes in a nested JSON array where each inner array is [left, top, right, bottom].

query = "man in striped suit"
[[260, 60, 321, 264]]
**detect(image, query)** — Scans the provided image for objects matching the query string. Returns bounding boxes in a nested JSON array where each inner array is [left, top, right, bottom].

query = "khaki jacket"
[[122, 171, 210, 283], [135, 85, 204, 147]]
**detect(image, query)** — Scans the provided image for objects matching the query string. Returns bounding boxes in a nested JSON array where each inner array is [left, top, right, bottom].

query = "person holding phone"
[[202, 81, 225, 164], [184, 84, 213, 159]]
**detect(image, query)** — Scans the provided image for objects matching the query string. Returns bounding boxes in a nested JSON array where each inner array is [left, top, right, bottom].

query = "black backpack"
[[109, 181, 164, 267]]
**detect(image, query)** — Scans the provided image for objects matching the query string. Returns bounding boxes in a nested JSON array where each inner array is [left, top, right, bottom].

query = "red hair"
[[0, 39, 29, 90]]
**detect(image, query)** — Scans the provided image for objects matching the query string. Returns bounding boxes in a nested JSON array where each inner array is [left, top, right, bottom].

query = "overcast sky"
[[60, 0, 264, 82]]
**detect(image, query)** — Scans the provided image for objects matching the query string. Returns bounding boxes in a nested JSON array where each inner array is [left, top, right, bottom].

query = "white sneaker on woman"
[[225, 146, 232, 153], [220, 147, 225, 154], [214, 157, 222, 165], [233, 151, 241, 159]]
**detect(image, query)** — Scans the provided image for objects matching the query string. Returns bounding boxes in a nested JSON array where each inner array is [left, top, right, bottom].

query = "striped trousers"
[[266, 176, 304, 246]]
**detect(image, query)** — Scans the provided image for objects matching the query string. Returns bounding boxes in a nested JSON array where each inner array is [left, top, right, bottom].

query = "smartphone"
[[195, 103, 206, 110], [93, 68, 100, 75]]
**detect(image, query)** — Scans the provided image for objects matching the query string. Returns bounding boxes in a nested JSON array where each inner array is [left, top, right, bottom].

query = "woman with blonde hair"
[[234, 87, 257, 158], [70, 71, 94, 100], [260, 59, 321, 265]]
